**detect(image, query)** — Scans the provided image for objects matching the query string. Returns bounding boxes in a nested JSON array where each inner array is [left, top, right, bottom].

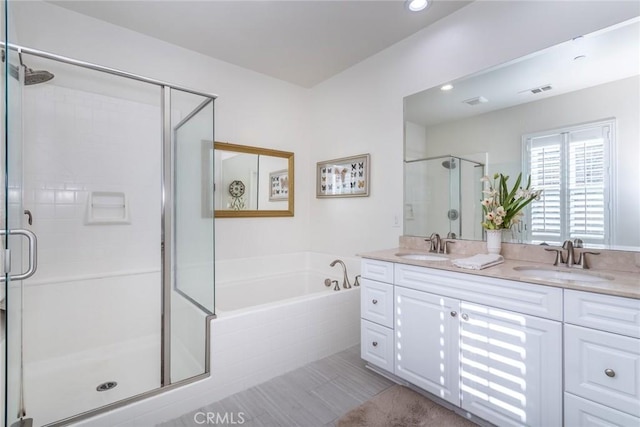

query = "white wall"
[[308, 0, 639, 257], [11, 0, 312, 261]]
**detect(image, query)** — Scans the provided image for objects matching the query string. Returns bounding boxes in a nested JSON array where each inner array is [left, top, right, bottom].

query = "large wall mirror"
[[205, 142, 294, 218], [404, 17, 639, 251]]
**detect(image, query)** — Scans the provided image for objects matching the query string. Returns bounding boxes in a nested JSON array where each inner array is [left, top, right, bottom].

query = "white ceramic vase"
[[486, 229, 502, 254]]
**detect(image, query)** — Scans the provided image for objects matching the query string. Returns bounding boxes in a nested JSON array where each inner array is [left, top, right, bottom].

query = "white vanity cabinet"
[[563, 290, 640, 426], [359, 258, 565, 426], [360, 259, 394, 372], [394, 286, 461, 405], [394, 264, 563, 427]]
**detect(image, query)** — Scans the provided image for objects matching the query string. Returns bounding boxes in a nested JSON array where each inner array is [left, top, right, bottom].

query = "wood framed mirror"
[[204, 141, 294, 218]]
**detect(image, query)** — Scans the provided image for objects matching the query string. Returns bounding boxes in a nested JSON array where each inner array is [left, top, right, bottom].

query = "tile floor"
[[157, 345, 395, 426]]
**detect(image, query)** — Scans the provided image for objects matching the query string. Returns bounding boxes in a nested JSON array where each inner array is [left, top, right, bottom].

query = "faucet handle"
[[442, 240, 455, 254], [353, 275, 361, 287], [545, 248, 565, 266], [576, 251, 600, 269]]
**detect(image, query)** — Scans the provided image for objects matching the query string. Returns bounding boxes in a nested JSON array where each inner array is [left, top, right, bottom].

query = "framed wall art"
[[269, 169, 289, 201], [316, 154, 370, 198]]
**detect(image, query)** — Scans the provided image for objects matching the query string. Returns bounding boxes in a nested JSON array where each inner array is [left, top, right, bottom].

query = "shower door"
[[12, 54, 164, 426], [3, 5, 31, 424]]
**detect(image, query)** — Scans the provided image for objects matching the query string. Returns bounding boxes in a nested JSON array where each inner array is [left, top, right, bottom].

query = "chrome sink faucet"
[[427, 233, 441, 253], [563, 240, 576, 267], [545, 240, 600, 269], [330, 259, 351, 289], [425, 232, 454, 254]]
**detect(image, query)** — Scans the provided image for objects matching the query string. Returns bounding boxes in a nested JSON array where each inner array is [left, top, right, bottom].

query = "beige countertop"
[[359, 248, 640, 300]]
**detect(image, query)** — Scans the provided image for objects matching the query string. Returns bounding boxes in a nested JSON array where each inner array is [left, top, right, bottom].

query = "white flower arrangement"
[[481, 173, 541, 230]]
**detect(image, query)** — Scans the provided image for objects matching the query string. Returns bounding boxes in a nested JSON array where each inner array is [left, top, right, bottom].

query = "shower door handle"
[[0, 229, 38, 282]]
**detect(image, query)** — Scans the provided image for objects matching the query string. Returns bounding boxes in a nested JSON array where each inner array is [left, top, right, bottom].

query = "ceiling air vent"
[[528, 84, 553, 94], [462, 96, 488, 106]]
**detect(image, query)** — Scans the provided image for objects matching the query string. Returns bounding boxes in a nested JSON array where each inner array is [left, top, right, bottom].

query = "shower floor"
[[24, 334, 160, 427]]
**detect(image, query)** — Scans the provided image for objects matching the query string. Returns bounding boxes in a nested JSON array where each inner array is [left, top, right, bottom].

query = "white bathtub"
[[215, 271, 337, 313], [209, 252, 361, 398]]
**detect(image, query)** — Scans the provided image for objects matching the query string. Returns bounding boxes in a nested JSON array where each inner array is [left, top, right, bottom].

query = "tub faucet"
[[330, 259, 351, 289]]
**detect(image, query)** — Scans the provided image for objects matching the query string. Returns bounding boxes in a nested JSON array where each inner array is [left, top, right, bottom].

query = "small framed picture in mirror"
[[269, 169, 289, 201]]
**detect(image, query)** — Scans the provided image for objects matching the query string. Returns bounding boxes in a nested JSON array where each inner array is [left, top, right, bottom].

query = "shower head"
[[24, 67, 55, 85], [4, 52, 55, 85], [442, 159, 456, 169]]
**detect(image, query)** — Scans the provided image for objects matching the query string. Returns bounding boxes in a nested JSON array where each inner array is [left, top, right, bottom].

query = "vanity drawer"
[[565, 393, 640, 427], [361, 259, 394, 283], [565, 324, 640, 417], [394, 263, 563, 320], [361, 278, 393, 328], [565, 290, 640, 338], [360, 319, 394, 373]]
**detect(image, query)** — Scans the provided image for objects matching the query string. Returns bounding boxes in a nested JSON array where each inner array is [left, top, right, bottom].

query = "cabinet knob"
[[372, 341, 378, 347], [450, 311, 457, 317], [605, 368, 616, 378], [372, 299, 378, 305], [461, 313, 469, 321]]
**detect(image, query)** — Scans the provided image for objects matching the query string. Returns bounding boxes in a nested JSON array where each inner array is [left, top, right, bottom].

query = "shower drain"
[[96, 381, 118, 392]]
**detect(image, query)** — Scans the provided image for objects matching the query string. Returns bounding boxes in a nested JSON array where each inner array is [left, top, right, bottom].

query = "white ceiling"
[[404, 17, 640, 127], [49, 0, 471, 88]]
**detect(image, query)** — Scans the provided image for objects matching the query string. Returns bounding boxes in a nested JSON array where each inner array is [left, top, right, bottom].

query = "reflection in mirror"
[[403, 17, 640, 251], [207, 142, 294, 218]]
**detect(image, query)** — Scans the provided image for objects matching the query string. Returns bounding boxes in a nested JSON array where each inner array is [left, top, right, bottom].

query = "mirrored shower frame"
[[1, 41, 217, 426]]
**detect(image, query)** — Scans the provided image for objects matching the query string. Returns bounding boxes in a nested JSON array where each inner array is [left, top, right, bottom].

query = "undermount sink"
[[395, 253, 449, 262], [513, 266, 615, 283]]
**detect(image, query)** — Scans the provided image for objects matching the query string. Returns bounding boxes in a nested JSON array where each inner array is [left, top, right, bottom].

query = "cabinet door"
[[565, 324, 640, 417], [394, 286, 461, 406], [459, 301, 562, 427]]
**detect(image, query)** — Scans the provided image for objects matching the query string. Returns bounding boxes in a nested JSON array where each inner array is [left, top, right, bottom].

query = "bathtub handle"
[[372, 341, 378, 347], [372, 299, 378, 305]]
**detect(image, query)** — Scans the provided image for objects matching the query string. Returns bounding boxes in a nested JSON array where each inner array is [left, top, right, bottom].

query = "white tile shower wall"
[[22, 272, 161, 364], [21, 85, 163, 364], [23, 84, 162, 281]]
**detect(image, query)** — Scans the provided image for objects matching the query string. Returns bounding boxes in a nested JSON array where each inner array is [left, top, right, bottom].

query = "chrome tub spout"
[[329, 259, 351, 289]]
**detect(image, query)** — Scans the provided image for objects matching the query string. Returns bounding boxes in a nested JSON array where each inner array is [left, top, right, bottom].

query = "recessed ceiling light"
[[407, 0, 429, 12], [440, 84, 453, 91]]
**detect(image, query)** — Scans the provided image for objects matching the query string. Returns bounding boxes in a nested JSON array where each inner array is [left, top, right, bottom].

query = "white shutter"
[[524, 121, 611, 246], [528, 134, 563, 244], [567, 127, 608, 245]]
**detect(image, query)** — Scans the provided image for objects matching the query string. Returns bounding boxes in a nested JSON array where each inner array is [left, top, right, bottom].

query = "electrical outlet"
[[392, 214, 400, 228]]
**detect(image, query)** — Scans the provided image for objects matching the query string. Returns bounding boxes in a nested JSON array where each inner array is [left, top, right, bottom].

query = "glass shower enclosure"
[[404, 155, 485, 240], [1, 5, 216, 424]]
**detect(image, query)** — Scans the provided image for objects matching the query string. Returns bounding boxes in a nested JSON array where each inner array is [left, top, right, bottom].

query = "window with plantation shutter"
[[523, 120, 612, 247]]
